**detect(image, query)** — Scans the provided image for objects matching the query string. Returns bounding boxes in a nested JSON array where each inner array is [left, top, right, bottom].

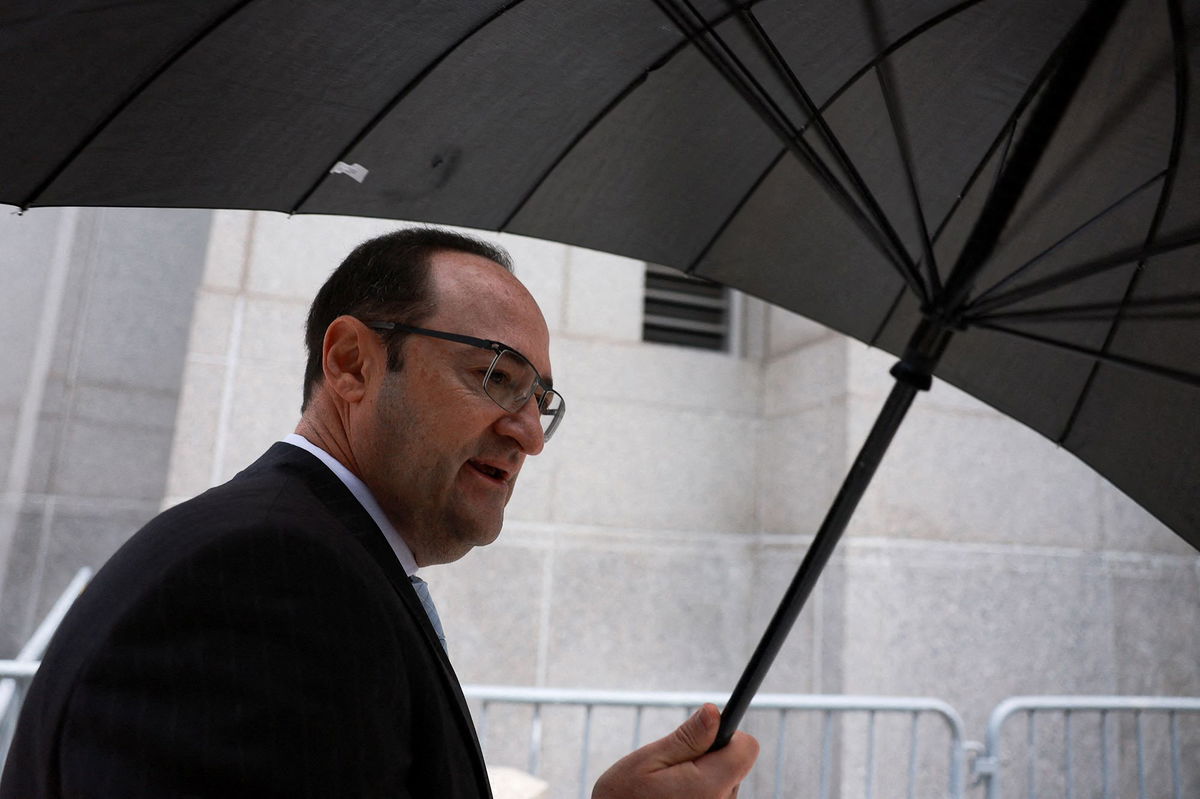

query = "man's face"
[[355, 250, 552, 566]]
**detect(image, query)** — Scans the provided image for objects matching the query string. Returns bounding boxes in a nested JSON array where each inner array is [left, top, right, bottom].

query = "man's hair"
[[301, 227, 513, 411]]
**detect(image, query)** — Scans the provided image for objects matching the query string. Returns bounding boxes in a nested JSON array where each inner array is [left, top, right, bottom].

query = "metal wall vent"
[[642, 263, 729, 351]]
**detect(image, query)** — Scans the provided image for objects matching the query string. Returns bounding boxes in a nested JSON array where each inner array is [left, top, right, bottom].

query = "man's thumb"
[[657, 703, 720, 765]]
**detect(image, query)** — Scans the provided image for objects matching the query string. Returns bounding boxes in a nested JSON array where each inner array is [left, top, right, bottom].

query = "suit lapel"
[[260, 443, 491, 794]]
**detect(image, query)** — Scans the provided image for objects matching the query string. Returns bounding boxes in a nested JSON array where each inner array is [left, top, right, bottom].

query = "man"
[[0, 228, 757, 797]]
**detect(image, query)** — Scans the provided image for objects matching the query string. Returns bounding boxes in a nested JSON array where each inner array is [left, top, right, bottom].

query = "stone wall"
[[1, 207, 1195, 796], [0, 207, 210, 654]]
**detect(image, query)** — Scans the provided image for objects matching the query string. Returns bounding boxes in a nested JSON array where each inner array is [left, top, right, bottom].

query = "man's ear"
[[322, 316, 381, 403]]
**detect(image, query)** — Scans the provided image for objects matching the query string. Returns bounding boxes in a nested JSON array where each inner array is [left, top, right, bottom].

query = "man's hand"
[[592, 703, 759, 799]]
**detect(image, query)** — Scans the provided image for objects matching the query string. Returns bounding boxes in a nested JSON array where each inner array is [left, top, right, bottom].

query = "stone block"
[[563, 247, 644, 341], [184, 289, 239, 360], [219, 359, 303, 483], [0, 207, 63, 270], [497, 233, 569, 333], [34, 374, 70, 423], [202, 210, 253, 291], [842, 334, 1193, 555], [501, 443, 556, 524], [48, 245, 89, 373], [164, 361, 228, 501], [53, 418, 174, 502], [0, 411, 14, 489], [849, 393, 1105, 547], [543, 532, 754, 691], [87, 208, 212, 284], [838, 541, 1119, 735], [0, 212, 58, 407], [745, 535, 830, 694], [0, 497, 158, 656], [21, 410, 63, 497], [553, 337, 759, 417], [1109, 556, 1200, 696], [764, 336, 850, 417], [423, 538, 547, 687], [757, 408, 847, 536], [738, 295, 770, 362], [42, 497, 160, 597], [246, 213, 402, 300], [552, 399, 758, 533], [1098, 479, 1193, 555], [0, 506, 50, 655], [71, 383, 179, 430], [767, 306, 837, 356], [240, 296, 308, 365], [845, 344, 899, 405], [73, 209, 209, 393]]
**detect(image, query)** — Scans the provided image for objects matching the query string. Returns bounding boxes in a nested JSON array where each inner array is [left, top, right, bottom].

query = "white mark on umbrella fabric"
[[330, 161, 369, 183]]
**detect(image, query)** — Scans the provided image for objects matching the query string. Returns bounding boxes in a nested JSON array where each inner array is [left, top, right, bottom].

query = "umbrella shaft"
[[711, 375, 922, 751]]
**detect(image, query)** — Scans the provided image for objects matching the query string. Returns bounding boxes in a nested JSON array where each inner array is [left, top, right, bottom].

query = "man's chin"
[[471, 514, 505, 549], [430, 515, 504, 565]]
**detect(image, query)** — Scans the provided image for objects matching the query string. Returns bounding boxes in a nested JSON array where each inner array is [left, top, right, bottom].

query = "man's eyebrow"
[[495, 340, 552, 388]]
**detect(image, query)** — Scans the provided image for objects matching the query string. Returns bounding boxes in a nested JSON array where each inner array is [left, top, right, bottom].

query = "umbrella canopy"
[[4, 0, 1194, 546], [3, 0, 1198, 743]]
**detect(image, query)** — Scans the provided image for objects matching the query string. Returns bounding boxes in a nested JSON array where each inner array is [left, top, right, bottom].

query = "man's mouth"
[[468, 459, 509, 482]]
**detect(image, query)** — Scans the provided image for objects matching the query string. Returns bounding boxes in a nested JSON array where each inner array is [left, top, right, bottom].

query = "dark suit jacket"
[[0, 443, 492, 798]]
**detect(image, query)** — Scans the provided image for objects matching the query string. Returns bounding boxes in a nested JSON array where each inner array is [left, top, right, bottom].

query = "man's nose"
[[494, 397, 545, 456]]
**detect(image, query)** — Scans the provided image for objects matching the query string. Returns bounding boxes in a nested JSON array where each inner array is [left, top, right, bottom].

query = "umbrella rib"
[[922, 104, 1018, 261], [971, 320, 1200, 390], [970, 292, 1200, 323], [937, 0, 1130, 315], [497, 1, 765, 231], [860, 0, 941, 297], [815, 0, 988, 124], [868, 285, 909, 348], [681, 149, 787, 275], [961, 227, 1200, 318], [1056, 0, 1191, 445], [16, 0, 259, 209], [506, 0, 982, 293], [726, 4, 931, 296], [651, 0, 927, 300], [288, 0, 530, 215], [712, 0, 1050, 312], [967, 171, 1168, 310], [798, 0, 1007, 261], [904, 1, 1090, 303]]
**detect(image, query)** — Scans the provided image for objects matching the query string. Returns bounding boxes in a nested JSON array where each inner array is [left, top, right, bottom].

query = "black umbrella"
[[3, 0, 1197, 748]]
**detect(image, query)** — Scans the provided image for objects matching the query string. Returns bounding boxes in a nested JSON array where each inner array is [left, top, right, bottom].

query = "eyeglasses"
[[364, 321, 566, 442]]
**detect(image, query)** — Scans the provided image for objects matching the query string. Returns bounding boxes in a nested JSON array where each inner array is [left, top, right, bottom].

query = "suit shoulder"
[[130, 449, 359, 563], [51, 452, 392, 667]]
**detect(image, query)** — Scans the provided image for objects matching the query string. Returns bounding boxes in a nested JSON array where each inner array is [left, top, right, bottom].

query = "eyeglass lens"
[[485, 350, 565, 439]]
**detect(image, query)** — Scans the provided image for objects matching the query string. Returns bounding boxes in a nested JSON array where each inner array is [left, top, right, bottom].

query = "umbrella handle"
[[710, 373, 923, 751]]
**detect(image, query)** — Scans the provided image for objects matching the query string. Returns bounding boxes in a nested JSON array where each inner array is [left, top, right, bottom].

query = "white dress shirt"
[[282, 433, 419, 577]]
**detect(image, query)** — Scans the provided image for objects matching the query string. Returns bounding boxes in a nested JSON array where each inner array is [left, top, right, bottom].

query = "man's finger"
[[652, 703, 720, 767], [698, 729, 759, 788]]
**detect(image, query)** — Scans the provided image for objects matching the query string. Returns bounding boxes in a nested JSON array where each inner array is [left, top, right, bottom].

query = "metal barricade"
[[0, 579, 1192, 799], [463, 685, 968, 799], [976, 696, 1200, 799], [0, 567, 92, 768]]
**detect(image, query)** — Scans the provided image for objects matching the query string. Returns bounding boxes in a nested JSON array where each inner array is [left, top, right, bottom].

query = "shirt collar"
[[282, 433, 419, 576]]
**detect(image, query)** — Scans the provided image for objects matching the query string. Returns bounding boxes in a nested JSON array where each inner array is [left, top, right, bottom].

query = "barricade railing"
[[0, 567, 91, 769], [977, 695, 1200, 799], [0, 575, 1194, 799], [463, 685, 967, 799]]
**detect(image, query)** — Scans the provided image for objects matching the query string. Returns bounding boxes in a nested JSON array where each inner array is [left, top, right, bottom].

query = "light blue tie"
[[409, 575, 447, 652]]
